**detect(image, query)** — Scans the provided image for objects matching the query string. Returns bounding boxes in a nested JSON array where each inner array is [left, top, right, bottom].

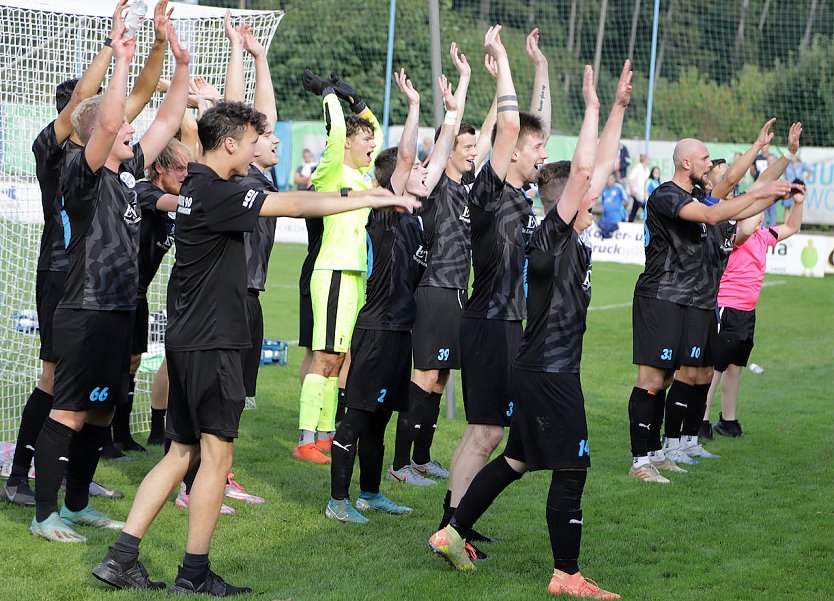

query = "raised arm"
[[223, 10, 248, 103], [303, 69, 346, 191], [260, 187, 420, 218], [589, 60, 632, 196], [84, 28, 134, 172], [484, 25, 520, 180], [179, 107, 200, 161], [138, 25, 189, 166], [712, 118, 775, 199], [526, 28, 550, 142], [389, 69, 420, 196], [425, 74, 461, 191], [777, 185, 805, 240], [125, 0, 172, 122], [558, 65, 599, 224], [449, 42, 471, 134], [54, 0, 127, 143], [679, 179, 796, 224], [748, 122, 803, 189], [244, 31, 277, 126]]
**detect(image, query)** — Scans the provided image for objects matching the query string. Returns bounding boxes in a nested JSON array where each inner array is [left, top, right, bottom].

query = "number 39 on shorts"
[[437, 347, 450, 361]]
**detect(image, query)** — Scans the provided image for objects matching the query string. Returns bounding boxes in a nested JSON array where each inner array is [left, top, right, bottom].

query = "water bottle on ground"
[[124, 0, 148, 39], [748, 363, 764, 374]]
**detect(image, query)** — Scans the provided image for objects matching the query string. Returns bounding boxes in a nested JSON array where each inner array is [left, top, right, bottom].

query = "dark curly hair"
[[198, 102, 268, 152], [374, 147, 398, 189]]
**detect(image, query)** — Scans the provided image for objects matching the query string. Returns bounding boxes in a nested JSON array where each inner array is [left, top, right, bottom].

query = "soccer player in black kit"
[[430, 63, 623, 600], [28, 21, 191, 543], [92, 101, 417, 593]]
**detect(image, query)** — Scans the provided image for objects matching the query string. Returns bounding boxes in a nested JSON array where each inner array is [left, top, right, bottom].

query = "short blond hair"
[[71, 95, 104, 144]]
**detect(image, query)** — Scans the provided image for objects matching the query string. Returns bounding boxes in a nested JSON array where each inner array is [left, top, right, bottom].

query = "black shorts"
[[166, 349, 246, 444], [412, 286, 467, 370], [131, 294, 149, 355], [52, 308, 131, 411], [712, 307, 756, 371], [504, 369, 590, 471], [460, 317, 523, 427], [632, 297, 712, 369], [298, 290, 313, 349], [344, 328, 411, 412], [242, 291, 264, 397], [35, 270, 66, 362]]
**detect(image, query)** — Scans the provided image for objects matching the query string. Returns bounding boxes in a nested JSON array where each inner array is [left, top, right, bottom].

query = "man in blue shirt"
[[598, 173, 628, 237]]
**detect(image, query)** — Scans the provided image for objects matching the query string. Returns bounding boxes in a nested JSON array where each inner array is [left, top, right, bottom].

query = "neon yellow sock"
[[317, 377, 339, 433], [298, 374, 326, 432]]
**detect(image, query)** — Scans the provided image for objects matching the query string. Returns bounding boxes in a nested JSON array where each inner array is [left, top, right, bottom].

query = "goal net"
[[0, 0, 283, 443]]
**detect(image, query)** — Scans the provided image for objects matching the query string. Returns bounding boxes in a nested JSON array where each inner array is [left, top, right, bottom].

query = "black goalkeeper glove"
[[329, 73, 367, 114], [302, 69, 335, 97]]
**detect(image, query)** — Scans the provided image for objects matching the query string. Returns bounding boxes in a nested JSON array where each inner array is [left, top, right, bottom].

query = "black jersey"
[[513, 209, 592, 374], [634, 181, 706, 306], [695, 220, 737, 309], [58, 145, 145, 311], [32, 123, 77, 272], [464, 161, 538, 321], [418, 172, 471, 290], [300, 217, 323, 295], [233, 165, 278, 291], [165, 163, 267, 351], [354, 210, 426, 331], [135, 181, 175, 295]]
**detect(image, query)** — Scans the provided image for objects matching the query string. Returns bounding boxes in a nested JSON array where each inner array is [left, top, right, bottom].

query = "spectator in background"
[[293, 148, 318, 190], [630, 165, 660, 222], [417, 135, 434, 162], [598, 172, 628, 238], [785, 153, 811, 222], [626, 153, 650, 221], [617, 142, 630, 180]]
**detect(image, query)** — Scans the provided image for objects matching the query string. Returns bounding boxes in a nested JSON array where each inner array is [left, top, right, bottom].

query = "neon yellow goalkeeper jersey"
[[312, 93, 382, 272]]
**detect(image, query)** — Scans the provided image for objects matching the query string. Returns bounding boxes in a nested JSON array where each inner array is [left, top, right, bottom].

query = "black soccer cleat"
[[467, 527, 499, 544], [92, 549, 165, 590], [713, 413, 743, 438], [100, 443, 131, 461], [146, 432, 166, 446], [1, 479, 36, 507], [698, 419, 714, 440], [118, 437, 147, 453], [168, 568, 252, 597]]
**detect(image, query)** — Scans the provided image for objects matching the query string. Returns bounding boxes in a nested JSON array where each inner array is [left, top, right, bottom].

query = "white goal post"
[[0, 0, 283, 442]]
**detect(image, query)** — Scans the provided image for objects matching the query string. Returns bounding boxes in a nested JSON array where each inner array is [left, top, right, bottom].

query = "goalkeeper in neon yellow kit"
[[294, 70, 383, 463]]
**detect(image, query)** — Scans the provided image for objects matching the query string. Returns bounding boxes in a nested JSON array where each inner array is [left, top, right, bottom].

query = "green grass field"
[[1, 243, 832, 601]]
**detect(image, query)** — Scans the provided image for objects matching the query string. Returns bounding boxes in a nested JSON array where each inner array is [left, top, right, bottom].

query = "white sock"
[[317, 431, 334, 442], [664, 437, 680, 450], [681, 435, 698, 447], [299, 429, 315, 445], [648, 449, 666, 461], [633, 455, 651, 468]]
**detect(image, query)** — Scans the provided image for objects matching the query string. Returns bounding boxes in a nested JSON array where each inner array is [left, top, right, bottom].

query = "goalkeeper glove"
[[302, 69, 335, 97], [329, 73, 367, 114]]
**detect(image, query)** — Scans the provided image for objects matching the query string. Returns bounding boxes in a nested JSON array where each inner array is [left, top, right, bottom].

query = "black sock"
[[65, 423, 107, 512], [547, 470, 587, 575], [664, 380, 692, 439], [330, 409, 368, 500], [413, 391, 442, 465], [180, 552, 210, 583], [650, 388, 666, 451], [628, 387, 656, 457], [149, 408, 166, 439], [112, 531, 141, 566], [393, 383, 431, 470], [335, 388, 346, 425], [9, 387, 53, 484], [33, 417, 76, 522], [183, 461, 199, 495], [682, 383, 710, 436], [358, 410, 392, 495], [449, 455, 522, 539], [112, 376, 136, 444]]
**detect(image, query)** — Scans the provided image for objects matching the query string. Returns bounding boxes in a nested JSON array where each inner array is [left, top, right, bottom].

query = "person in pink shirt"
[[703, 184, 806, 437]]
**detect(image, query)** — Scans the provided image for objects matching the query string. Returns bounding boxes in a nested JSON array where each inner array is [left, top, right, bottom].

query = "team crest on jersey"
[[459, 205, 470, 223], [123, 200, 141, 224], [522, 214, 538, 235], [120, 171, 136, 189], [699, 223, 708, 238], [413, 245, 428, 267]]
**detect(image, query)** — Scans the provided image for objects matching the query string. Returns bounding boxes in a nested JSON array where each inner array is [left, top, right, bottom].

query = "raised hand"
[[394, 68, 419, 106], [760, 179, 794, 200], [450, 42, 471, 79], [224, 10, 252, 44], [168, 24, 190, 65], [189, 77, 220, 103], [302, 69, 333, 96], [614, 59, 633, 108], [787, 121, 802, 154], [582, 65, 599, 110], [109, 0, 129, 39], [484, 53, 499, 79], [111, 24, 136, 62], [329, 74, 366, 114], [483, 25, 507, 61], [439, 74, 457, 112], [243, 31, 266, 58], [525, 28, 547, 67], [153, 0, 174, 43], [756, 118, 776, 149]]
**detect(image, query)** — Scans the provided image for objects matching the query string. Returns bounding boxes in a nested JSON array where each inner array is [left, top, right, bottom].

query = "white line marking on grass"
[[589, 301, 632, 311], [762, 280, 786, 287]]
